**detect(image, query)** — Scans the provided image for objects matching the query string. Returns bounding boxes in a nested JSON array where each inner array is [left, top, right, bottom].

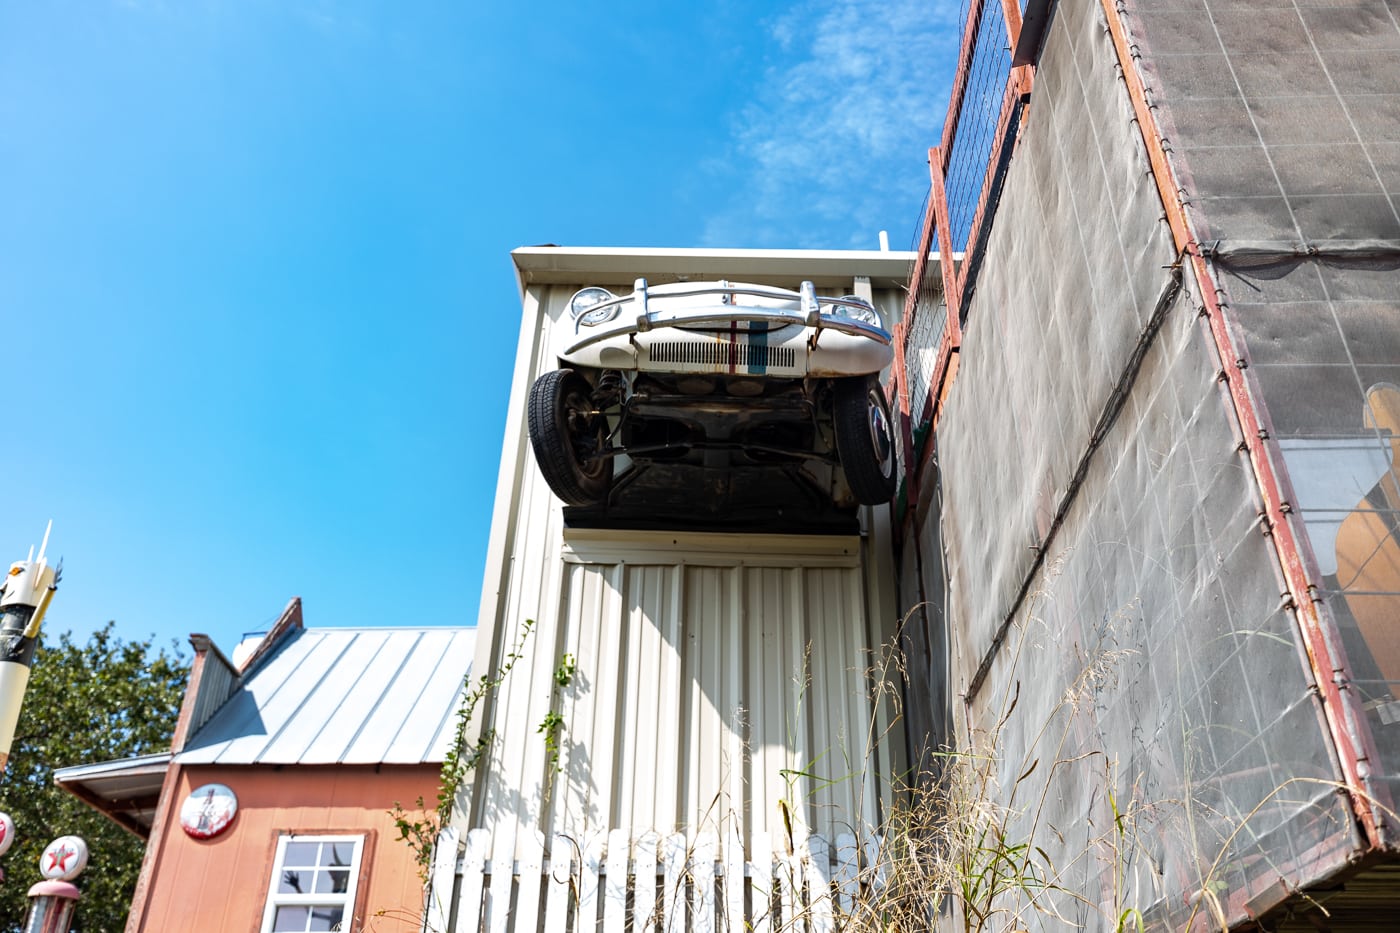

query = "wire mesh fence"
[[944, 1, 1013, 253], [896, 0, 1017, 475], [905, 289, 947, 432]]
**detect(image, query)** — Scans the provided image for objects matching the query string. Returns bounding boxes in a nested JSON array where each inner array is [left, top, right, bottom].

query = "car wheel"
[[527, 369, 613, 507], [833, 375, 897, 505]]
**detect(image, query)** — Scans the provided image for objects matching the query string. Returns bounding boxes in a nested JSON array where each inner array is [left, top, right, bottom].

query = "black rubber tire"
[[833, 375, 897, 505], [527, 369, 612, 507]]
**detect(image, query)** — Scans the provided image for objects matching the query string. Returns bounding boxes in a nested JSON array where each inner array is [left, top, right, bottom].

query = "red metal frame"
[[894, 179, 940, 500], [999, 0, 1035, 100], [947, 76, 1017, 316], [924, 145, 963, 443], [1096, 0, 1386, 849], [998, 0, 1022, 45], [897, 0, 1041, 539], [906, 9, 1032, 493], [893, 141, 963, 525]]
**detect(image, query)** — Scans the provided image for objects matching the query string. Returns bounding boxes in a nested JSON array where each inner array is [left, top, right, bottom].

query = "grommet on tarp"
[[25, 836, 86, 933]]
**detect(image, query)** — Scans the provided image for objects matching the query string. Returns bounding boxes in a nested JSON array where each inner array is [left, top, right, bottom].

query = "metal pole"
[[23, 881, 80, 933], [0, 524, 60, 774]]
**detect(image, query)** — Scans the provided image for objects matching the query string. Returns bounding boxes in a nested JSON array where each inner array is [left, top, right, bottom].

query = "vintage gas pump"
[[24, 836, 86, 933]]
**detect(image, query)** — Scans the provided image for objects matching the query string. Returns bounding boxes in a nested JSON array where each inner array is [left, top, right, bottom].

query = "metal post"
[[23, 881, 80, 933], [0, 525, 60, 774]]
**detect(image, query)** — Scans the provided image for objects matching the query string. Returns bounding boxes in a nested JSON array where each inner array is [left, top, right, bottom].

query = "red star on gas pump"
[[45, 844, 75, 873]]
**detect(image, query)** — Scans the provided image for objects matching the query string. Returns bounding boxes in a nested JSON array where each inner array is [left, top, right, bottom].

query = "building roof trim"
[[511, 245, 932, 291], [52, 753, 173, 839], [175, 625, 475, 767]]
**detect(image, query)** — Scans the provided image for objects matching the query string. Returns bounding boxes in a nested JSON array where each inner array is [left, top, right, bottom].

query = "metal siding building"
[[457, 248, 915, 861]]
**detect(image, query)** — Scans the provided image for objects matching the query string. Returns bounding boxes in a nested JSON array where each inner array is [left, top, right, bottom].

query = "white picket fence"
[[423, 828, 883, 933]]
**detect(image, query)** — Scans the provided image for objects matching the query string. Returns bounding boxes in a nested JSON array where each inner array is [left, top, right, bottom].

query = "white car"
[[527, 278, 897, 509]]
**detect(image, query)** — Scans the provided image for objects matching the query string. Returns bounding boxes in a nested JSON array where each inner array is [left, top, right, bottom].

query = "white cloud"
[[701, 0, 964, 250]]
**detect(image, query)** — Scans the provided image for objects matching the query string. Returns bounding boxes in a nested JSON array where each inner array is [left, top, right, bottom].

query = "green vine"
[[439, 618, 537, 817], [552, 651, 576, 689], [389, 796, 437, 883], [390, 618, 538, 881], [538, 652, 575, 800], [537, 710, 565, 756]]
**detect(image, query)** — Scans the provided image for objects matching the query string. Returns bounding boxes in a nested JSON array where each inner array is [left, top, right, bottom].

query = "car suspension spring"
[[593, 370, 625, 406]]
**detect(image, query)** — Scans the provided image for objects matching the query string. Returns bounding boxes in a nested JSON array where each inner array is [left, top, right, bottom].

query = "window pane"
[[267, 837, 360, 933], [278, 869, 308, 894], [314, 869, 350, 894], [283, 842, 321, 867], [272, 906, 308, 932], [323, 843, 355, 867], [308, 906, 344, 931]]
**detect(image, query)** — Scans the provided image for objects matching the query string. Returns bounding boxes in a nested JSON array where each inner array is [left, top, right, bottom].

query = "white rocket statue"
[[0, 523, 59, 774]]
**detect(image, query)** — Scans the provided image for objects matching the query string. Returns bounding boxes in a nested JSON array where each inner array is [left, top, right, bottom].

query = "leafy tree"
[[0, 624, 186, 932]]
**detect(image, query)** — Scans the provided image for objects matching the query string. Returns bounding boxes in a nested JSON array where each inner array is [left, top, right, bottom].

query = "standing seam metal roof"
[[176, 626, 475, 766]]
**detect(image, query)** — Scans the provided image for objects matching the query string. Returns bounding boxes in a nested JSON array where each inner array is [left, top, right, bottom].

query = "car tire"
[[833, 375, 897, 505], [527, 369, 612, 507]]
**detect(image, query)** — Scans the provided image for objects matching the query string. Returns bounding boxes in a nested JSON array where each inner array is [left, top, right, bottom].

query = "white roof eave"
[[511, 245, 933, 292]]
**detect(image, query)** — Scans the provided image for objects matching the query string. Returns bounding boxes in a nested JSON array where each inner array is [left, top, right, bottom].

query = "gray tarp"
[[915, 1, 1377, 927], [1132, 0, 1400, 819]]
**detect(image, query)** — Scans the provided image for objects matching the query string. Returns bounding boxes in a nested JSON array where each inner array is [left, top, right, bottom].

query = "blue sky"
[[1, 0, 957, 657]]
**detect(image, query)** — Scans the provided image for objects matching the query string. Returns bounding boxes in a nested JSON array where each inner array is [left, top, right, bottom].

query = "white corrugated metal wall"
[[473, 532, 897, 849], [462, 250, 911, 863]]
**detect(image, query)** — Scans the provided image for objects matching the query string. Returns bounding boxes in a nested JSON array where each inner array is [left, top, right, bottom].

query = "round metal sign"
[[39, 836, 88, 881], [0, 812, 15, 857], [180, 783, 238, 839]]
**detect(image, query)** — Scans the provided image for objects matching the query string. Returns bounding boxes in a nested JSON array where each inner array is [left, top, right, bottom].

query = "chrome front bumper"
[[564, 279, 892, 357]]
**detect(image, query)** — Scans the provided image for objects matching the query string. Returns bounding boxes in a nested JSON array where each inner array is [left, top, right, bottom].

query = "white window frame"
[[259, 834, 366, 933]]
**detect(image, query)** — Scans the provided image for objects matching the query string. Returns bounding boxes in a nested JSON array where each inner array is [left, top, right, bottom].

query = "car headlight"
[[833, 297, 883, 329], [569, 287, 620, 327]]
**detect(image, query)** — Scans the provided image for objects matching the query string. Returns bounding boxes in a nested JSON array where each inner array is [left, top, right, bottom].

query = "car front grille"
[[648, 340, 797, 372]]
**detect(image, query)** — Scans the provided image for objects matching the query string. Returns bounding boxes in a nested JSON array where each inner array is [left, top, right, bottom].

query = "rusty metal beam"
[[1098, 0, 1388, 849], [999, 0, 1022, 48], [930, 147, 961, 336], [900, 145, 966, 495], [894, 186, 939, 497]]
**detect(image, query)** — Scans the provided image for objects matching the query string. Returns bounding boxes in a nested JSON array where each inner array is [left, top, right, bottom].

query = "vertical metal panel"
[[380, 630, 479, 763], [470, 533, 897, 855], [268, 629, 396, 763]]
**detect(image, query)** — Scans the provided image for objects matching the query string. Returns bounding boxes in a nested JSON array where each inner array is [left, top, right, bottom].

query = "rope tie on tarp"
[[1197, 239, 1400, 280]]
